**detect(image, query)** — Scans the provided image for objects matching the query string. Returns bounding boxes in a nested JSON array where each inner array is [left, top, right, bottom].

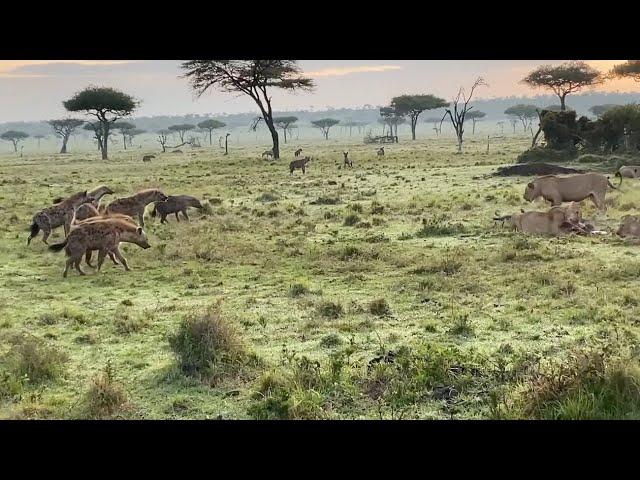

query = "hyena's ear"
[[527, 183, 534, 189], [137, 227, 143, 234], [83, 190, 88, 196]]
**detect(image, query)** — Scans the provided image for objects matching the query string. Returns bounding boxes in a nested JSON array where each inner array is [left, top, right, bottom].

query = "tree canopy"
[[610, 60, 640, 82], [168, 124, 196, 143], [521, 61, 602, 111], [504, 104, 539, 131], [390, 94, 448, 140], [48, 118, 84, 153], [589, 104, 619, 118], [1, 130, 29, 152], [273, 116, 298, 143], [197, 119, 226, 145], [181, 60, 314, 159]]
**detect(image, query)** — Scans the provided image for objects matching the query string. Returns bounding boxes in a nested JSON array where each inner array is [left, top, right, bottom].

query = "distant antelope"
[[295, 148, 303, 157], [377, 147, 385, 156], [343, 151, 352, 168]]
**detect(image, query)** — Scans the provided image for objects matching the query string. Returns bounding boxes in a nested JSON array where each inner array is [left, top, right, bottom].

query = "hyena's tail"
[[27, 222, 39, 245], [48, 238, 68, 252], [52, 196, 64, 204]]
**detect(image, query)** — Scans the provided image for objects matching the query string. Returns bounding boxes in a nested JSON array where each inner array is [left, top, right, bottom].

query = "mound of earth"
[[491, 163, 584, 177]]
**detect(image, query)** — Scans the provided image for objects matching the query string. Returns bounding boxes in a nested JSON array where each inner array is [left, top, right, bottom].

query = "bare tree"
[[48, 118, 84, 153], [440, 77, 487, 152]]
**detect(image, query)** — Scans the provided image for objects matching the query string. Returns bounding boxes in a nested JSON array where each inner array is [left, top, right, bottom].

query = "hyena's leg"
[[41, 227, 51, 244], [138, 210, 145, 227], [96, 249, 108, 272], [63, 218, 71, 236], [74, 257, 86, 276], [112, 247, 130, 271], [161, 213, 167, 224], [109, 252, 119, 265], [182, 210, 190, 221], [63, 258, 73, 278], [85, 250, 96, 268], [175, 212, 180, 222]]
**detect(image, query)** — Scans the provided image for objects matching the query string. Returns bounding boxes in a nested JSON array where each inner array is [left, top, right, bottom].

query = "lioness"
[[524, 173, 616, 210], [290, 157, 310, 175], [49, 217, 150, 277], [615, 166, 640, 186], [151, 195, 204, 223], [105, 189, 168, 227], [28, 190, 94, 245], [616, 215, 640, 238], [494, 202, 582, 236]]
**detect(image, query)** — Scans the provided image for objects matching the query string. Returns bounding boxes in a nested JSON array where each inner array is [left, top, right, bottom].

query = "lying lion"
[[494, 202, 582, 236]]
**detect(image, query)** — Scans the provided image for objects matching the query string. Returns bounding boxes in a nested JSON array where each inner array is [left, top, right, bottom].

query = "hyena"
[[105, 189, 168, 227], [377, 147, 385, 156], [28, 190, 94, 245], [49, 217, 150, 277], [73, 213, 139, 268], [142, 155, 155, 162], [151, 195, 204, 223], [343, 151, 352, 168], [262, 149, 274, 159], [289, 157, 311, 175], [295, 148, 303, 157], [53, 186, 114, 208]]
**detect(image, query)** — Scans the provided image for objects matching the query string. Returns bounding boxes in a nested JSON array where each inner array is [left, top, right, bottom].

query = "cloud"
[[305, 65, 402, 78], [0, 60, 137, 77]]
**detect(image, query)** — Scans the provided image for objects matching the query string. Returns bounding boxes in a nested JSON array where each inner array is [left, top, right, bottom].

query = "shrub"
[[168, 305, 249, 384], [416, 215, 466, 237], [310, 196, 340, 205], [516, 147, 578, 164], [320, 333, 343, 348], [343, 213, 361, 226], [369, 298, 392, 317], [84, 361, 128, 418], [317, 301, 344, 319], [289, 282, 310, 298], [4, 334, 68, 384], [256, 192, 280, 203]]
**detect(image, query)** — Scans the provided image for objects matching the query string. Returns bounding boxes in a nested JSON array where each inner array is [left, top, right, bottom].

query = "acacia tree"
[[311, 118, 340, 140], [273, 116, 298, 143], [504, 104, 538, 132], [441, 77, 487, 153], [48, 118, 84, 153], [522, 61, 602, 111], [181, 60, 314, 160], [34, 134, 46, 149], [197, 119, 226, 146], [127, 128, 146, 146], [157, 130, 170, 152], [390, 94, 447, 140], [112, 121, 136, 150], [589, 104, 619, 118], [63, 86, 138, 160], [424, 117, 442, 135], [380, 107, 405, 141], [496, 121, 505, 134], [1, 131, 29, 152], [467, 110, 486, 134], [168, 124, 196, 143], [611, 60, 640, 82]]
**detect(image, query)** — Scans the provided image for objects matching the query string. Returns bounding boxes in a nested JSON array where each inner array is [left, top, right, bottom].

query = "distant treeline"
[[2, 92, 639, 136]]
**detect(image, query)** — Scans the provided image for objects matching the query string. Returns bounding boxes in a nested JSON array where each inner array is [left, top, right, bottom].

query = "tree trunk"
[[101, 122, 109, 160], [60, 135, 69, 154], [472, 120, 476, 135], [456, 128, 463, 153], [225, 133, 229, 155], [123, 134, 127, 150], [12, 140, 17, 153], [265, 119, 279, 159], [209, 130, 213, 146], [560, 94, 567, 111], [411, 116, 417, 140], [283, 127, 287, 144]]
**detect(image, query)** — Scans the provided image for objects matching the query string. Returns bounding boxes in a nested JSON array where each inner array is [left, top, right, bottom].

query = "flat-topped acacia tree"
[[504, 104, 539, 132], [197, 119, 226, 146], [390, 94, 447, 140], [311, 118, 340, 140], [181, 60, 314, 159], [611, 60, 640, 82], [168, 124, 195, 144], [466, 110, 486, 134], [273, 116, 298, 143], [1, 130, 29, 152], [112, 121, 136, 150], [63, 86, 138, 160], [522, 61, 602, 111], [48, 118, 84, 153]]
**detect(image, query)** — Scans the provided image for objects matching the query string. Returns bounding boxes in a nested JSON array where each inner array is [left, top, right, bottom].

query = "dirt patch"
[[491, 163, 584, 177]]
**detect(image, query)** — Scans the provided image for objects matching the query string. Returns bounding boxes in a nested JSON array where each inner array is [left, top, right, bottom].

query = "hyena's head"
[[121, 226, 151, 249], [149, 189, 169, 203], [343, 151, 349, 159]]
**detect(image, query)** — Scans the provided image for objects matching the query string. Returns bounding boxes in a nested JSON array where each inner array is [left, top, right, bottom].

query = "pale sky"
[[0, 60, 636, 123]]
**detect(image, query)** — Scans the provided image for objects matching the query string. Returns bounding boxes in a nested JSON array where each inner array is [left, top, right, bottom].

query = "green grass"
[[2, 134, 640, 419]]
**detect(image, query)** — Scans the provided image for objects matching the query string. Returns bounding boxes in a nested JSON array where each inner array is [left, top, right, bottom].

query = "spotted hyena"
[[49, 217, 150, 277], [377, 147, 385, 156], [53, 186, 114, 208], [151, 195, 204, 224], [262, 149, 274, 159], [343, 151, 352, 168], [289, 157, 311, 175], [73, 213, 139, 268], [105, 189, 168, 227], [295, 148, 303, 157], [28, 190, 94, 245]]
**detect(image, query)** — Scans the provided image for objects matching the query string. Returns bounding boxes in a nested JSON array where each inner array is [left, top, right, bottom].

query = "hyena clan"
[[151, 195, 204, 223], [49, 217, 150, 277], [289, 157, 311, 175], [105, 189, 168, 227], [28, 190, 94, 245]]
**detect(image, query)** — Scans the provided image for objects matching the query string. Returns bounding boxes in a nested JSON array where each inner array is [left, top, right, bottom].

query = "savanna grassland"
[[2, 135, 640, 420]]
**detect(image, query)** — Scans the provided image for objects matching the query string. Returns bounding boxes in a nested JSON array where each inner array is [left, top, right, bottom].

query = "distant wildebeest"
[[28, 190, 94, 245], [523, 173, 617, 211], [105, 189, 168, 227], [49, 217, 150, 277], [343, 151, 352, 168], [143, 155, 155, 162], [295, 148, 303, 157], [53, 185, 114, 207], [377, 147, 385, 156], [151, 195, 204, 223], [290, 157, 311, 175], [615, 165, 640, 186], [262, 149, 274, 159]]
